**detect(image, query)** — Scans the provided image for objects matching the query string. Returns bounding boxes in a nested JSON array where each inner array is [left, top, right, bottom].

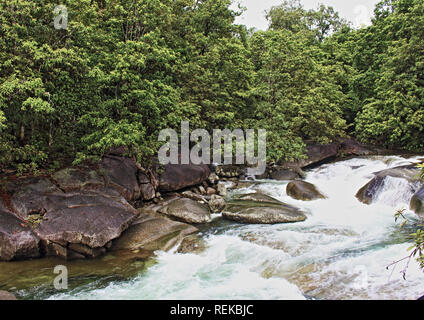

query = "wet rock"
[[217, 183, 227, 197], [181, 191, 208, 203], [0, 291, 17, 300], [101, 155, 140, 201], [208, 195, 226, 213], [355, 176, 386, 205], [0, 208, 40, 261], [177, 235, 207, 254], [270, 169, 300, 181], [42, 240, 68, 259], [158, 198, 211, 224], [286, 181, 326, 201], [52, 167, 104, 192], [112, 212, 198, 252], [159, 164, 210, 192], [228, 181, 257, 190], [223, 198, 306, 224], [410, 186, 424, 219], [215, 165, 243, 178], [356, 164, 421, 205], [234, 192, 282, 205]]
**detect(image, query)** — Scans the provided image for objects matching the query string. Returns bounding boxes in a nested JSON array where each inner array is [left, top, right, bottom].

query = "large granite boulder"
[[0, 205, 40, 261], [10, 178, 63, 219], [52, 167, 105, 192], [34, 193, 137, 252], [223, 193, 306, 224], [101, 155, 141, 201], [159, 164, 210, 192], [111, 212, 198, 252], [410, 186, 424, 219], [286, 181, 326, 201], [293, 142, 341, 169], [356, 165, 421, 205], [158, 198, 211, 224], [234, 192, 282, 204]]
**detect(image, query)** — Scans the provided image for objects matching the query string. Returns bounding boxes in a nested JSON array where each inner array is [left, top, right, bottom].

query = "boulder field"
[[0, 158, 217, 261], [0, 139, 400, 262]]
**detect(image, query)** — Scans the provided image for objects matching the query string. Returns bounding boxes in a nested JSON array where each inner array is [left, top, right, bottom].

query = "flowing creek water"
[[1, 155, 424, 300]]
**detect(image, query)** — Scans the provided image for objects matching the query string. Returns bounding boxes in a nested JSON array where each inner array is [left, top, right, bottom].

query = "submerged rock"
[[158, 198, 211, 224], [223, 194, 306, 224], [410, 186, 424, 219], [286, 181, 326, 201], [177, 234, 207, 254], [112, 212, 198, 252]]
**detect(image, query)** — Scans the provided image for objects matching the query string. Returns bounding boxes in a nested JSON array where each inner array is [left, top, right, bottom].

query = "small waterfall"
[[28, 155, 424, 300], [373, 176, 420, 207]]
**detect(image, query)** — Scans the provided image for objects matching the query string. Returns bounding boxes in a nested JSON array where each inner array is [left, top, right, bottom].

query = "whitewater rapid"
[[49, 155, 424, 300]]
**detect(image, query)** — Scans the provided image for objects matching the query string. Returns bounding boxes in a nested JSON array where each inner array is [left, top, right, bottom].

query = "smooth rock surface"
[[410, 186, 424, 219], [286, 181, 326, 201], [158, 198, 211, 224], [101, 156, 141, 201], [112, 212, 198, 252], [34, 193, 137, 249], [0, 208, 40, 261], [223, 198, 306, 224], [159, 164, 210, 192]]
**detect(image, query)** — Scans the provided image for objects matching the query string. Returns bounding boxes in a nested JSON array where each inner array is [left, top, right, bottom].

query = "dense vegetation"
[[0, 0, 423, 174]]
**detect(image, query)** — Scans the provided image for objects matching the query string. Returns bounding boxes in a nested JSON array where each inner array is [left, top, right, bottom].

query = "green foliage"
[[354, 0, 424, 151], [0, 0, 422, 173]]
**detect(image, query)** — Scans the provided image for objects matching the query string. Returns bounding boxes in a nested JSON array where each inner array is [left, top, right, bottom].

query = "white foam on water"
[[48, 155, 424, 300]]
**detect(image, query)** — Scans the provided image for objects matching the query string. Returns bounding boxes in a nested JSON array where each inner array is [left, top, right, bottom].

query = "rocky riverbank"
[[0, 138, 422, 266]]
